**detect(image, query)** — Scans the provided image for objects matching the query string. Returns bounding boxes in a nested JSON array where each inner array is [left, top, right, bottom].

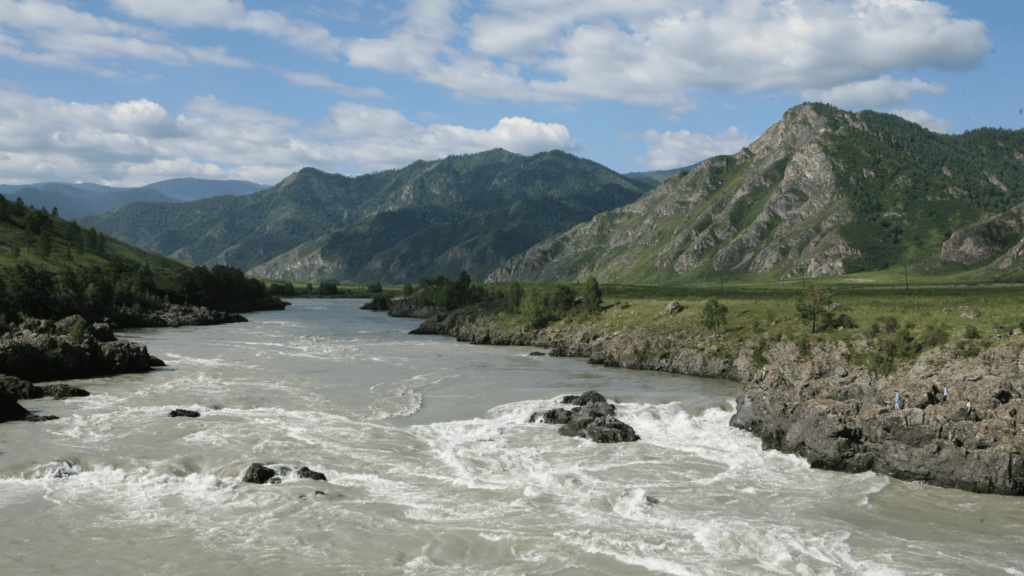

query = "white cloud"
[[278, 70, 386, 98], [344, 0, 989, 109], [110, 0, 346, 57], [327, 103, 584, 169], [891, 108, 955, 134], [638, 126, 751, 169], [0, 91, 582, 186], [801, 75, 946, 109], [0, 0, 250, 72]]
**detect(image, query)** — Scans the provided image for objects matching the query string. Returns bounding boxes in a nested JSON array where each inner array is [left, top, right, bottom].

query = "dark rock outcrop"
[[150, 356, 166, 367], [0, 375, 44, 399], [0, 389, 30, 423], [295, 466, 328, 481], [386, 297, 443, 319], [38, 384, 90, 399], [110, 305, 248, 329], [169, 409, 200, 418], [0, 316, 155, 383], [360, 296, 392, 311], [530, 391, 640, 444]]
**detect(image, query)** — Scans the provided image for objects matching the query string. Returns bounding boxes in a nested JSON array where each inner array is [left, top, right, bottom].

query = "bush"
[[582, 276, 602, 313], [521, 290, 547, 329], [701, 299, 728, 336], [69, 319, 89, 345], [964, 325, 981, 339], [918, 324, 949, 348], [507, 281, 524, 313], [318, 282, 338, 296], [795, 286, 834, 333], [367, 282, 383, 293], [549, 284, 577, 313], [402, 282, 413, 297]]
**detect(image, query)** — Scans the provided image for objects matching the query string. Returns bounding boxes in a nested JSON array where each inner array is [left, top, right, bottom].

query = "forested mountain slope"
[[83, 149, 652, 283], [488, 103, 1024, 284]]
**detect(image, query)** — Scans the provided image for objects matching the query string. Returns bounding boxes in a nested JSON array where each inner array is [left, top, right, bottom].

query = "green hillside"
[[488, 104, 1024, 285], [82, 149, 653, 283]]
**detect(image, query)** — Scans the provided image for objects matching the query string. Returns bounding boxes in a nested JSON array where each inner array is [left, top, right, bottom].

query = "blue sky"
[[0, 0, 1020, 187]]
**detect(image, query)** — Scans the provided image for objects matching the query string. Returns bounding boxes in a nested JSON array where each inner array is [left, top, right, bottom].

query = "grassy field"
[[481, 280, 1024, 375]]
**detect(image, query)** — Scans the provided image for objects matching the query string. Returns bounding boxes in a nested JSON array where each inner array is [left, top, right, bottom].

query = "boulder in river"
[[530, 391, 640, 443], [169, 409, 200, 418], [242, 463, 277, 484], [242, 463, 329, 484]]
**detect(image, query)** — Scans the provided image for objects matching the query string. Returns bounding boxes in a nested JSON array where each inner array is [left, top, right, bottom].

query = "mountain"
[[0, 178, 266, 219], [81, 149, 653, 283], [487, 103, 1024, 284], [623, 164, 700, 187], [0, 184, 180, 220], [143, 178, 266, 201]]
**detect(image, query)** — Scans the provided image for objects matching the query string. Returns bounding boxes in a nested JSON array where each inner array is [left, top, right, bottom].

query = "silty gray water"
[[1, 298, 1022, 575]]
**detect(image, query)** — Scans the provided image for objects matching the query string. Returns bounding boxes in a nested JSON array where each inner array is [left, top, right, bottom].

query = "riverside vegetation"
[[376, 274, 1024, 495]]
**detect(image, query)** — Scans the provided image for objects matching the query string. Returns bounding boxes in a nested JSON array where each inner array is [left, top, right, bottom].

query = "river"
[[1, 298, 1022, 575]]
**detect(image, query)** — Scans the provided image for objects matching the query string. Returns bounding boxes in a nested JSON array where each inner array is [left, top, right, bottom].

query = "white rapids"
[[1, 298, 1022, 575]]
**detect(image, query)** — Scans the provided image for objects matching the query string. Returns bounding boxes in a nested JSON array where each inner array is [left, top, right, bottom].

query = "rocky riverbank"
[[108, 304, 248, 329], [0, 315, 160, 423], [385, 298, 1024, 495]]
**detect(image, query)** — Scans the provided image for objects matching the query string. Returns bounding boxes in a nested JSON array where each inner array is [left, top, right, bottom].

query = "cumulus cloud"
[[802, 75, 946, 109], [638, 126, 751, 169], [891, 108, 955, 134], [326, 103, 584, 169], [344, 0, 989, 109], [0, 0, 250, 72], [0, 91, 582, 186]]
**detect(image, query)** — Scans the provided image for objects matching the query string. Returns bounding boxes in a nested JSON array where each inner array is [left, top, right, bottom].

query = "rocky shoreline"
[[0, 304, 264, 424], [384, 298, 1024, 496]]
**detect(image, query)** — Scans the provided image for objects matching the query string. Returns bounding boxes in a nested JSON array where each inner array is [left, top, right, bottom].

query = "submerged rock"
[[531, 391, 639, 444], [37, 459, 80, 479], [169, 409, 200, 418]]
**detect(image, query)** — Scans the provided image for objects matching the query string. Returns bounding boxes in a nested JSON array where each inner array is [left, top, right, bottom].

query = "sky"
[[0, 0, 1021, 187]]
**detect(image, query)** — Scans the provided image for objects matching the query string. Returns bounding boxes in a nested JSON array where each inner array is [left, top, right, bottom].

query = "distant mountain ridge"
[[623, 164, 700, 186], [0, 178, 266, 219], [488, 103, 1024, 284], [82, 149, 654, 283]]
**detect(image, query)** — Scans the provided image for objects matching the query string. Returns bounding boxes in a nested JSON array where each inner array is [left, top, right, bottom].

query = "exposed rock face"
[[403, 306, 1024, 495], [530, 391, 640, 443], [730, 341, 1024, 495], [940, 209, 1024, 266], [0, 316, 155, 383]]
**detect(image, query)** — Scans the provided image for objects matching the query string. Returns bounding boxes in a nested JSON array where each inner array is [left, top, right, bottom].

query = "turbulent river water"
[[2, 298, 1023, 575]]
